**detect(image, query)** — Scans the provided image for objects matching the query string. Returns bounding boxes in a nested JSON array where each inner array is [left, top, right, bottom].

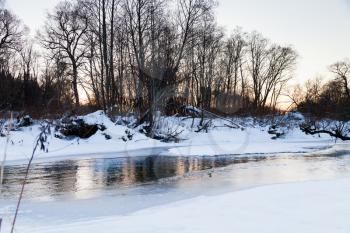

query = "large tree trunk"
[[102, 0, 110, 109], [109, 0, 116, 108], [72, 63, 80, 107]]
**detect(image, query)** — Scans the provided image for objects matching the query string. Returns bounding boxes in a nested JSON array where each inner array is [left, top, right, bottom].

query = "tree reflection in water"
[[0, 155, 260, 200]]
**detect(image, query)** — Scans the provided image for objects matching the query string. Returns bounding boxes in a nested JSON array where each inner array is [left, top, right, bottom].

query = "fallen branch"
[[200, 108, 243, 129], [300, 123, 350, 141]]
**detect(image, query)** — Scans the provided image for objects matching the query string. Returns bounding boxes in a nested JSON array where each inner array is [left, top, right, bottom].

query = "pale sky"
[[7, 0, 350, 84]]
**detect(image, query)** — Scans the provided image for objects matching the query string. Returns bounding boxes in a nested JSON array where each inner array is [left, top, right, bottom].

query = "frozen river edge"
[[1, 111, 345, 165], [1, 178, 350, 233]]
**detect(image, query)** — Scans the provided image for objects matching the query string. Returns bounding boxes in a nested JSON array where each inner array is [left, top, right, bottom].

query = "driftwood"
[[200, 109, 242, 129]]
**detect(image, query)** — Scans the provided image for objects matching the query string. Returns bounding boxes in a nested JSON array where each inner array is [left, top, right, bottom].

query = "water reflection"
[[0, 155, 262, 200], [1, 153, 350, 201]]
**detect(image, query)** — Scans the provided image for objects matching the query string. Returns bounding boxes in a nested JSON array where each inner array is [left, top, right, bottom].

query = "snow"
[[0, 111, 164, 164], [165, 126, 333, 156], [1, 109, 349, 233], [0, 111, 343, 164], [2, 178, 350, 233]]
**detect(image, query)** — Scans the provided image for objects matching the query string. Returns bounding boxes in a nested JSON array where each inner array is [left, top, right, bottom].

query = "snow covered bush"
[[150, 113, 188, 142], [55, 111, 108, 139], [16, 115, 33, 128]]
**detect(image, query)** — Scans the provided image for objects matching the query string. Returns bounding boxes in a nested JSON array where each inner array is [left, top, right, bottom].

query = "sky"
[[6, 0, 350, 84]]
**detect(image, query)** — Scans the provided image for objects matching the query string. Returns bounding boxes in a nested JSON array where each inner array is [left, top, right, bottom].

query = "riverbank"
[[0, 111, 342, 164]]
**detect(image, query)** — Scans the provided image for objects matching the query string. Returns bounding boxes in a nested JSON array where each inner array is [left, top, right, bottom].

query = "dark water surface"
[[1, 152, 350, 201]]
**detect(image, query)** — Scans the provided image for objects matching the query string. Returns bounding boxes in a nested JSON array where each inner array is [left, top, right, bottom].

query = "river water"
[[2, 150, 350, 202]]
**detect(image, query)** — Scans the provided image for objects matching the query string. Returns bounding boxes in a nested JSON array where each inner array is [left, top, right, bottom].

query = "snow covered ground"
[[0, 111, 342, 164], [2, 178, 350, 233], [1, 109, 349, 233]]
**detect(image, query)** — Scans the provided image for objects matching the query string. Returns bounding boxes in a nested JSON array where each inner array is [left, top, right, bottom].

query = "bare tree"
[[193, 13, 223, 110], [124, 0, 151, 111], [225, 29, 246, 95], [218, 28, 247, 112], [123, 0, 215, 131], [330, 60, 350, 101], [296, 74, 350, 118], [19, 41, 39, 80], [247, 32, 297, 110], [0, 9, 24, 59], [40, 1, 89, 107], [80, 0, 127, 111]]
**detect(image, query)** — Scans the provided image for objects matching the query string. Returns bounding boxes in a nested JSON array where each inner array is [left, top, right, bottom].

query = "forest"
[[0, 0, 349, 128]]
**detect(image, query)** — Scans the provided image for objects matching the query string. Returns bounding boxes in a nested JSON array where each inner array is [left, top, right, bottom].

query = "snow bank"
[[3, 179, 350, 233], [0, 111, 342, 164], [163, 117, 336, 156], [0, 111, 164, 164]]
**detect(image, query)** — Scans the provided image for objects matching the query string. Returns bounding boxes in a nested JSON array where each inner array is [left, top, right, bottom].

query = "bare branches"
[[10, 122, 51, 233], [295, 65, 350, 119], [330, 60, 350, 100], [300, 121, 350, 141], [39, 1, 89, 106], [0, 9, 23, 54], [0, 0, 301, 121], [247, 32, 297, 110]]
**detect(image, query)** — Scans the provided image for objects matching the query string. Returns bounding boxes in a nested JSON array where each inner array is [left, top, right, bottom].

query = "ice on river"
[[1, 178, 350, 233]]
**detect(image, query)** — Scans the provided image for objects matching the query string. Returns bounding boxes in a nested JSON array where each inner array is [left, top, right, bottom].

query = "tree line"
[[290, 60, 350, 120], [4, 0, 331, 126]]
